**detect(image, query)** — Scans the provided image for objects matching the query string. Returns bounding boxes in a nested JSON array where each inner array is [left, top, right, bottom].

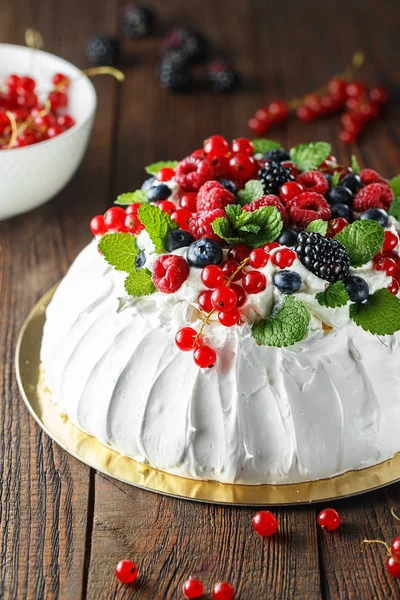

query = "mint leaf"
[[389, 175, 400, 221], [98, 233, 139, 273], [306, 219, 328, 235], [225, 204, 283, 247], [350, 288, 400, 335], [237, 180, 264, 205], [124, 268, 156, 297], [211, 218, 242, 244], [251, 139, 282, 154], [145, 161, 178, 175], [334, 220, 384, 267], [289, 142, 331, 172], [115, 190, 147, 205], [316, 281, 350, 308], [351, 154, 361, 174], [331, 171, 341, 187], [252, 296, 310, 347], [138, 203, 177, 253]]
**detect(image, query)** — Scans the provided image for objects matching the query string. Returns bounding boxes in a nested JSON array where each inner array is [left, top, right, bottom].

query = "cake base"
[[15, 284, 400, 506]]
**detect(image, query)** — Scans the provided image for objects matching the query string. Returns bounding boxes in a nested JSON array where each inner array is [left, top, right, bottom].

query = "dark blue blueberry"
[[341, 173, 362, 194], [146, 184, 172, 202], [327, 185, 353, 206], [273, 270, 302, 294], [344, 275, 369, 303], [187, 238, 223, 268], [165, 229, 195, 252], [359, 208, 388, 228], [331, 203, 351, 220], [324, 173, 333, 189], [218, 179, 237, 195], [135, 250, 146, 270], [278, 229, 298, 247], [262, 148, 290, 163], [141, 176, 156, 191]]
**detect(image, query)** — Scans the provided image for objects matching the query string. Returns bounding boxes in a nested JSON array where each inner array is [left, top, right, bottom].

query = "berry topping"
[[330, 204, 351, 220], [198, 289, 213, 312], [286, 192, 331, 229], [204, 134, 229, 157], [211, 286, 237, 312], [353, 183, 394, 212], [242, 271, 267, 294], [230, 284, 246, 307], [359, 168, 386, 186], [317, 508, 341, 531], [201, 264, 225, 289], [341, 173, 362, 194], [218, 179, 238, 195], [121, 5, 156, 38], [279, 181, 304, 203], [175, 155, 214, 191], [212, 582, 235, 600], [249, 248, 270, 269], [187, 238, 223, 268], [196, 180, 236, 212], [125, 204, 145, 235], [392, 536, 400, 559], [232, 137, 254, 156], [327, 185, 353, 206], [359, 208, 388, 227], [135, 250, 146, 270], [182, 578, 204, 599], [156, 167, 175, 182], [386, 556, 400, 578], [383, 230, 399, 251], [229, 153, 255, 181], [86, 34, 120, 66], [297, 171, 329, 195], [387, 279, 399, 295], [171, 208, 193, 231], [175, 327, 200, 351], [193, 345, 216, 368], [147, 183, 172, 202], [252, 511, 279, 537], [278, 229, 298, 247], [189, 208, 226, 241], [152, 255, 189, 293], [142, 176, 156, 191], [262, 148, 290, 163], [227, 243, 251, 262], [115, 560, 138, 584], [90, 215, 107, 236], [104, 206, 127, 232], [373, 256, 397, 275], [258, 160, 295, 195], [273, 270, 302, 294], [157, 200, 176, 215], [242, 195, 289, 227], [165, 229, 195, 252], [218, 308, 241, 327], [296, 232, 350, 282], [272, 248, 296, 268], [326, 217, 349, 238], [344, 275, 369, 302], [221, 260, 242, 281]]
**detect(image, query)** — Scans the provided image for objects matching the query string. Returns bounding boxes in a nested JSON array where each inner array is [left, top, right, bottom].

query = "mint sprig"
[[252, 296, 310, 347], [289, 142, 331, 172], [124, 269, 156, 297], [251, 139, 282, 154], [212, 204, 283, 248], [351, 154, 361, 174], [115, 190, 147, 205], [388, 174, 400, 221], [331, 171, 341, 187], [138, 203, 178, 253], [316, 281, 350, 308], [237, 180, 264, 205], [99, 233, 139, 273], [334, 220, 384, 267], [306, 219, 328, 235], [145, 161, 178, 175], [350, 288, 400, 335]]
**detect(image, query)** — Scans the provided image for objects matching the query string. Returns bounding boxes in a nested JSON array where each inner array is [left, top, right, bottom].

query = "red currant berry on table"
[[249, 248, 269, 269], [252, 511, 279, 537], [383, 231, 399, 251], [212, 581, 235, 600], [369, 86, 389, 104], [296, 105, 316, 122], [180, 192, 198, 212], [90, 215, 107, 236], [391, 536, 400, 558], [242, 271, 266, 294], [153, 255, 190, 294], [327, 77, 347, 103], [229, 154, 255, 181], [53, 73, 71, 88], [248, 116, 268, 135], [171, 208, 193, 231], [175, 327, 200, 351], [182, 577, 204, 599], [115, 560, 138, 584], [386, 556, 400, 579], [272, 248, 296, 268], [157, 167, 175, 182], [268, 100, 289, 121], [104, 206, 126, 231], [231, 137, 254, 156], [230, 284, 246, 308], [218, 308, 240, 327], [204, 135, 229, 157], [198, 290, 213, 312], [201, 265, 224, 289], [211, 286, 237, 312], [346, 81, 366, 98], [280, 182, 304, 203], [388, 279, 400, 295], [317, 508, 341, 531], [221, 260, 242, 281], [194, 345, 216, 368], [227, 243, 251, 262]]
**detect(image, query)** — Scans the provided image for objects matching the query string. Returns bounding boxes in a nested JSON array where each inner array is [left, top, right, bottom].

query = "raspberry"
[[287, 192, 331, 229], [297, 171, 329, 195], [196, 181, 236, 212], [359, 168, 386, 186], [152, 255, 190, 293], [189, 208, 225, 241], [175, 155, 215, 192], [353, 183, 394, 212], [242, 195, 289, 227]]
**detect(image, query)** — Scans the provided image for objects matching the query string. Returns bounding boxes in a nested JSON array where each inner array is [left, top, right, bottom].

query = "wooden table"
[[1, 0, 400, 598]]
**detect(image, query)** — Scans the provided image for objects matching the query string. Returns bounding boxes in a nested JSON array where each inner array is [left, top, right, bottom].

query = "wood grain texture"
[[1, 0, 400, 598]]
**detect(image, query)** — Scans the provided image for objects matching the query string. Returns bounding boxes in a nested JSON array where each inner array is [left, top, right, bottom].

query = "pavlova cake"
[[40, 136, 400, 485]]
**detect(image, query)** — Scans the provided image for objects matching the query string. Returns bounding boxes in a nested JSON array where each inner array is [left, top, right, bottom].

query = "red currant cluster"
[[90, 205, 144, 237], [0, 72, 75, 149], [372, 230, 400, 295], [183, 578, 235, 599]]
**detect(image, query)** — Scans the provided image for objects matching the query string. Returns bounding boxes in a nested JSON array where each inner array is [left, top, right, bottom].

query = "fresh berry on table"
[[115, 559, 138, 584], [121, 5, 157, 38], [317, 508, 341, 531]]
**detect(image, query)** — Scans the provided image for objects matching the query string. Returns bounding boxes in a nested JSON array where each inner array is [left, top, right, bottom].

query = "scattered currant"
[[157, 200, 176, 215], [115, 560, 138, 585], [182, 577, 204, 599], [252, 511, 279, 537], [231, 137, 254, 156], [204, 134, 229, 157], [229, 154, 255, 181], [317, 508, 341, 531], [230, 284, 247, 308], [212, 581, 235, 600], [280, 181, 304, 203], [386, 556, 400, 579], [388, 279, 400, 295]]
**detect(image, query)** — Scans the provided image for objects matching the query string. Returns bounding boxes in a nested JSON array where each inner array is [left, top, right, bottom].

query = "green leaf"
[[98, 233, 139, 273], [351, 154, 361, 174], [145, 161, 178, 175], [115, 190, 147, 205], [316, 281, 350, 308], [138, 203, 178, 253], [225, 204, 243, 225], [334, 220, 385, 267], [228, 205, 283, 248], [251, 139, 282, 154], [252, 296, 310, 348], [306, 219, 328, 235], [388, 175, 400, 221], [237, 180, 264, 206], [350, 288, 400, 335], [124, 269, 156, 297], [211, 218, 242, 244], [331, 171, 341, 187], [289, 142, 331, 172]]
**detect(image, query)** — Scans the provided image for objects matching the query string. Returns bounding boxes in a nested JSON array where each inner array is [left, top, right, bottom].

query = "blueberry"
[[344, 275, 369, 303], [141, 176, 156, 191], [135, 250, 146, 270], [165, 229, 195, 252], [327, 185, 353, 206], [359, 208, 388, 228], [86, 34, 120, 66], [147, 184, 172, 202], [324, 173, 333, 189], [262, 148, 290, 163], [341, 173, 362, 194], [278, 229, 298, 247], [187, 238, 223, 268], [273, 270, 302, 294], [218, 179, 237, 195], [331, 203, 351, 220]]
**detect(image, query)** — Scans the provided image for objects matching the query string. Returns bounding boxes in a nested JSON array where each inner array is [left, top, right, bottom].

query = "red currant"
[[115, 560, 138, 584], [104, 206, 126, 231], [208, 154, 230, 177], [229, 154, 255, 181], [204, 135, 229, 157], [193, 345, 216, 368], [232, 137, 254, 156], [17, 91, 37, 108], [33, 112, 56, 129], [221, 260, 242, 281], [201, 265, 225, 289], [7, 74, 20, 90], [171, 208, 192, 231], [90, 215, 107, 236], [211, 286, 237, 312], [179, 192, 197, 212], [388, 279, 400, 295], [175, 327, 200, 351], [369, 86, 389, 104], [263, 242, 280, 253], [346, 81, 366, 98], [248, 116, 267, 135], [242, 271, 266, 294], [327, 218, 349, 238], [327, 78, 347, 104], [296, 105, 316, 122], [198, 290, 213, 312], [49, 90, 68, 109], [268, 100, 289, 121], [227, 243, 251, 262], [212, 582, 234, 600], [272, 248, 296, 268], [17, 76, 36, 93], [218, 308, 240, 327], [53, 73, 70, 88], [46, 125, 63, 138], [156, 200, 176, 215], [14, 131, 36, 147], [156, 167, 175, 182], [374, 257, 397, 275], [230, 284, 246, 308], [386, 556, 400, 578], [249, 248, 269, 269], [252, 511, 278, 537], [57, 114, 75, 129], [391, 536, 400, 558], [317, 508, 341, 531], [339, 130, 357, 145], [280, 182, 304, 203], [182, 577, 204, 599], [125, 211, 144, 234], [383, 231, 398, 251]]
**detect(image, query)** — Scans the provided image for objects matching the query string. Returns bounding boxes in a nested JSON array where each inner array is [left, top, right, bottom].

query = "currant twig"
[[5, 111, 18, 148], [82, 67, 125, 82], [391, 507, 400, 522], [25, 28, 44, 50]]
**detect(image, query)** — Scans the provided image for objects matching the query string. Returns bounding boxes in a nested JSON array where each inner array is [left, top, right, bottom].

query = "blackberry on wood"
[[121, 5, 156, 38], [207, 59, 240, 93], [86, 35, 120, 66], [161, 27, 209, 63], [257, 161, 295, 195], [158, 52, 192, 92], [296, 231, 350, 283]]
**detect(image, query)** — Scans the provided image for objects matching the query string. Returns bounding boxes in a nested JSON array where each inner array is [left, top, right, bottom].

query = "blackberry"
[[161, 27, 209, 63], [262, 148, 290, 163], [207, 59, 240, 93], [121, 5, 156, 38], [158, 52, 192, 92], [296, 231, 350, 283], [86, 34, 120, 66], [257, 161, 294, 195]]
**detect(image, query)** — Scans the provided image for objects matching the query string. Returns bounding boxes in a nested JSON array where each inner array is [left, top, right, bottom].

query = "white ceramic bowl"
[[0, 44, 97, 220]]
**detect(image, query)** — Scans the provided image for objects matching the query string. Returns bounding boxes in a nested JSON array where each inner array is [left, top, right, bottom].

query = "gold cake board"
[[15, 285, 400, 506]]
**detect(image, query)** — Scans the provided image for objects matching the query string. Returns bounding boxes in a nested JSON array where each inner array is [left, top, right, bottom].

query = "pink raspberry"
[[196, 180, 236, 212], [189, 208, 225, 241], [297, 171, 329, 195], [243, 195, 289, 227], [152, 255, 189, 294], [175, 155, 215, 192], [359, 168, 386, 186], [353, 183, 394, 212], [287, 192, 331, 229]]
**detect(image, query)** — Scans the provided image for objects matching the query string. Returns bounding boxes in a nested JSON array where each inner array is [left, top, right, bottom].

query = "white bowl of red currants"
[[0, 43, 97, 220]]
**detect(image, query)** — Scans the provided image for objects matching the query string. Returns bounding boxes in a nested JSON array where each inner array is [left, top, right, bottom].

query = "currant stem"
[[360, 539, 391, 555], [25, 28, 44, 50], [391, 507, 400, 522], [5, 111, 18, 148], [82, 67, 125, 82]]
